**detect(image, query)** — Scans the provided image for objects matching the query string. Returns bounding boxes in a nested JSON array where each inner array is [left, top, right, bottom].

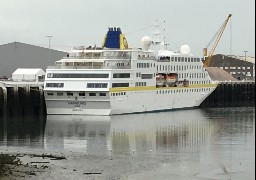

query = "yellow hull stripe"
[[109, 84, 218, 92]]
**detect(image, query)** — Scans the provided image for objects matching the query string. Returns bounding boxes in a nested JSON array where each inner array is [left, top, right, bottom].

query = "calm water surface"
[[0, 107, 255, 178]]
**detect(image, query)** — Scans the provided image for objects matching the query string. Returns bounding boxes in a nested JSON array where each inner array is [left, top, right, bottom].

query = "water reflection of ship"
[[45, 115, 111, 154], [45, 109, 213, 159]]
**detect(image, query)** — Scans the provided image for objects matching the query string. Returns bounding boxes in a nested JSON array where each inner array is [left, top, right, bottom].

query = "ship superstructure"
[[44, 27, 217, 115]]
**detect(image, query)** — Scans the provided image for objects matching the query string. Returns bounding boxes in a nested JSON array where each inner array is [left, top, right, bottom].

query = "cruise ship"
[[44, 27, 217, 115]]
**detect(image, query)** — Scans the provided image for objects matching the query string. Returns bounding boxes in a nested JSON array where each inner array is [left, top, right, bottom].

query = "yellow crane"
[[203, 14, 232, 67]]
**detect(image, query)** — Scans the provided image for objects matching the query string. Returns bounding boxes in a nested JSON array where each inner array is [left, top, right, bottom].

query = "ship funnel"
[[102, 27, 128, 50]]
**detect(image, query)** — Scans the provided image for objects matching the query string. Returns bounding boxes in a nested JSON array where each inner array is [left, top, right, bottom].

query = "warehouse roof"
[[227, 55, 255, 64]]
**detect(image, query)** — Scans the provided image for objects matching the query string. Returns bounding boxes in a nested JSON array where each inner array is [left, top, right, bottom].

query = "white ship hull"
[[44, 85, 216, 115]]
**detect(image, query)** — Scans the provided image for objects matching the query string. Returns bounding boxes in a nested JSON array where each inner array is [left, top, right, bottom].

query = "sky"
[[0, 0, 255, 57]]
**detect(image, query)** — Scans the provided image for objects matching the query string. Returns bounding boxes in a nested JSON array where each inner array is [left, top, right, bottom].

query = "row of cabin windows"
[[110, 87, 212, 96], [88, 83, 130, 88], [177, 73, 207, 79], [47, 73, 131, 79], [171, 57, 201, 62], [46, 83, 130, 89], [136, 73, 154, 79], [111, 92, 126, 96], [87, 83, 108, 88], [113, 73, 130, 78], [47, 73, 109, 78], [157, 65, 203, 72], [137, 63, 154, 68], [47, 92, 107, 97], [112, 83, 129, 88], [156, 88, 212, 94], [46, 83, 64, 88], [135, 82, 146, 87], [189, 80, 211, 84]]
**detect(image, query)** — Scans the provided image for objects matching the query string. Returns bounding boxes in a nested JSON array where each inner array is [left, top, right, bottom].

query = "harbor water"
[[0, 107, 254, 179]]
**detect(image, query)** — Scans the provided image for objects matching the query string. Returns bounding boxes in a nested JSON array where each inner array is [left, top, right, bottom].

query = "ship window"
[[124, 92, 126, 95], [112, 83, 129, 88], [191, 58, 194, 62], [89, 93, 96, 96], [171, 57, 174, 62], [113, 73, 130, 78], [87, 83, 108, 88], [57, 92, 63, 96], [79, 92, 85, 96], [47, 93, 54, 96], [48, 73, 109, 78], [100, 93, 106, 96], [46, 83, 64, 88], [175, 57, 177, 62], [67, 92, 73, 96], [141, 74, 153, 79]]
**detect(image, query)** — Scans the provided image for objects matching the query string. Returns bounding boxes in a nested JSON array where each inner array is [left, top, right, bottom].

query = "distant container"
[[12, 68, 45, 81]]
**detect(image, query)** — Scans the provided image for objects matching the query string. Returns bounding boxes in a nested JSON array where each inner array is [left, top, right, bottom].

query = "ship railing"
[[63, 56, 131, 60], [46, 65, 131, 70]]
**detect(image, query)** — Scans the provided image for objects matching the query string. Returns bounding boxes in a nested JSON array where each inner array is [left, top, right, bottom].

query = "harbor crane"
[[203, 14, 232, 67]]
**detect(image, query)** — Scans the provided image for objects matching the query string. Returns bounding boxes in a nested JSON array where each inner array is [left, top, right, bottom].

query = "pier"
[[0, 80, 255, 117], [0, 81, 45, 117], [200, 81, 255, 107]]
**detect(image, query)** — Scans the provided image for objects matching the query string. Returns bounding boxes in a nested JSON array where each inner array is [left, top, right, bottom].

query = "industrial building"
[[0, 42, 68, 78], [209, 54, 255, 80]]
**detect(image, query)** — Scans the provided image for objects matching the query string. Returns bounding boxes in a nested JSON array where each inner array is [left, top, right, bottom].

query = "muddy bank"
[[0, 150, 162, 180], [0, 153, 52, 179], [0, 148, 254, 180]]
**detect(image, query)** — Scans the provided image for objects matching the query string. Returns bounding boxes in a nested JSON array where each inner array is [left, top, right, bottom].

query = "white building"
[[12, 68, 45, 81]]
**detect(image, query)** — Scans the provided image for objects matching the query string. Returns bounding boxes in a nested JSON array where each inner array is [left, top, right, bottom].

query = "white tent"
[[12, 68, 45, 81]]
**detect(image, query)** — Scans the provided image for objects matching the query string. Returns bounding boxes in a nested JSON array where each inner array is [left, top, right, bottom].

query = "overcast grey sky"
[[0, 0, 255, 57]]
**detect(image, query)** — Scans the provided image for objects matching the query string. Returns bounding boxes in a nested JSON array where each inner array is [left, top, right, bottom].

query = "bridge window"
[[112, 83, 129, 88], [141, 74, 153, 79], [47, 73, 109, 78], [87, 83, 108, 88], [113, 73, 130, 78], [46, 83, 64, 88]]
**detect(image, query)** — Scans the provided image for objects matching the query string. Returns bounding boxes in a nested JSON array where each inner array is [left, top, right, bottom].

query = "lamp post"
[[46, 36, 53, 62], [244, 50, 248, 80]]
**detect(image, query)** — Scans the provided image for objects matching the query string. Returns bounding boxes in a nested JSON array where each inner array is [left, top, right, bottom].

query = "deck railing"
[[47, 65, 131, 70]]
